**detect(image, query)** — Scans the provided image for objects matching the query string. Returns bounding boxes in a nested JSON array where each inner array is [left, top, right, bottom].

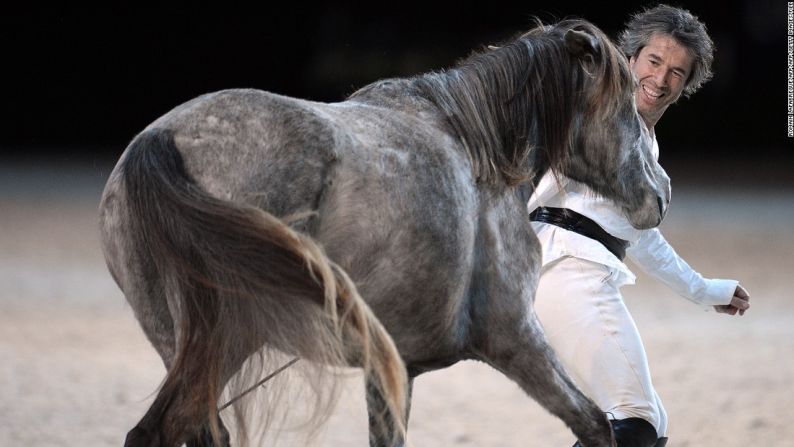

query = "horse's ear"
[[564, 29, 599, 63]]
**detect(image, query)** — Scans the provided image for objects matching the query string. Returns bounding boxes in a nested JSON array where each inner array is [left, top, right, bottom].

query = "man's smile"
[[640, 83, 666, 101]]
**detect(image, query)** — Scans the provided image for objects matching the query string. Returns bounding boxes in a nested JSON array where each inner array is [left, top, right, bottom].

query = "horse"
[[99, 18, 669, 447]]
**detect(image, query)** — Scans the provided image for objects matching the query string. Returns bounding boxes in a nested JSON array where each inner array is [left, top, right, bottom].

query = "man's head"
[[619, 4, 714, 128]]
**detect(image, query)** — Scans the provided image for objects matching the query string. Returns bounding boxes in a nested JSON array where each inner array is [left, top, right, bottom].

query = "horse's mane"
[[408, 19, 632, 186]]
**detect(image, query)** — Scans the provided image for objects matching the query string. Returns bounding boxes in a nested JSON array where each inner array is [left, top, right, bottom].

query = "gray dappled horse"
[[99, 19, 669, 447]]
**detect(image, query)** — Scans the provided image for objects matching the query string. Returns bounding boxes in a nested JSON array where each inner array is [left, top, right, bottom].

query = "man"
[[527, 5, 751, 447]]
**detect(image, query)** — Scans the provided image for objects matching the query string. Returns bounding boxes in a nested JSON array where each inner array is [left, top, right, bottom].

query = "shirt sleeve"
[[626, 228, 737, 309]]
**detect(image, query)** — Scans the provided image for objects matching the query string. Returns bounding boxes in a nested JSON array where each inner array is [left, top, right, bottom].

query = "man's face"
[[629, 33, 694, 129]]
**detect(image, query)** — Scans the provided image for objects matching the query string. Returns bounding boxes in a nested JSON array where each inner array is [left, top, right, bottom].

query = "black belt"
[[529, 207, 628, 261]]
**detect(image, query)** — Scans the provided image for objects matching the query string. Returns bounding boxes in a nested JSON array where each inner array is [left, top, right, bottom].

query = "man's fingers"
[[715, 293, 750, 316], [734, 285, 750, 316], [732, 295, 750, 311], [715, 304, 736, 315], [735, 284, 750, 299]]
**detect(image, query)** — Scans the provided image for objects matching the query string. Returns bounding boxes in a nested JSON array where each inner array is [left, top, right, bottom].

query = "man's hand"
[[714, 284, 750, 316]]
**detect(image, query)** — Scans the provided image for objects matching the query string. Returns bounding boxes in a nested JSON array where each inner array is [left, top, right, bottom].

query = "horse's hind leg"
[[476, 309, 614, 447], [102, 180, 232, 446], [122, 298, 239, 447], [366, 375, 414, 447], [121, 281, 233, 447], [102, 243, 230, 446], [118, 280, 231, 446]]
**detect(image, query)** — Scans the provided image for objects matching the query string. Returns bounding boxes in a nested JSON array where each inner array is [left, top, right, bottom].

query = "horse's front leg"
[[472, 199, 615, 447], [477, 307, 614, 447], [366, 375, 414, 447]]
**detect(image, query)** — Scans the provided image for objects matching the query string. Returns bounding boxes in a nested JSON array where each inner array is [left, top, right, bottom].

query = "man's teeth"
[[643, 85, 663, 98]]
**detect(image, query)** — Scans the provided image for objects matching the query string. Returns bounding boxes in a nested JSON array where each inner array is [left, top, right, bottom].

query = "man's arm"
[[626, 228, 750, 314]]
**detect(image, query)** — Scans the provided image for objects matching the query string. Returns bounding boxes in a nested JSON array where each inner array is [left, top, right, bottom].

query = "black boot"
[[572, 417, 658, 447], [611, 418, 658, 446]]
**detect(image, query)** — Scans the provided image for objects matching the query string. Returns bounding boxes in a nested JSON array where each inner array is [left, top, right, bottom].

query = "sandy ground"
[[1, 160, 793, 446]]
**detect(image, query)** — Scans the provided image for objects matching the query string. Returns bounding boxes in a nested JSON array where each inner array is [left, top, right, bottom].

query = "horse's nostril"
[[656, 195, 665, 218]]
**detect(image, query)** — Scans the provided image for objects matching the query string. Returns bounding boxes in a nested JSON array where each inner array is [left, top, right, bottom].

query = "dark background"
[[2, 1, 789, 185]]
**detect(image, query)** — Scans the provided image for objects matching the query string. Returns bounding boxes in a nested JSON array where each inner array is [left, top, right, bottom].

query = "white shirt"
[[527, 137, 736, 308]]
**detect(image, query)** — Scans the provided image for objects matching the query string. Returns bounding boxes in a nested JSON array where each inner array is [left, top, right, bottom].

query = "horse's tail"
[[119, 128, 407, 446]]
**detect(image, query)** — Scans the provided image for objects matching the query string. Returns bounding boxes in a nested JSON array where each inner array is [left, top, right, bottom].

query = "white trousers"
[[534, 256, 668, 437]]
